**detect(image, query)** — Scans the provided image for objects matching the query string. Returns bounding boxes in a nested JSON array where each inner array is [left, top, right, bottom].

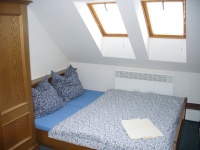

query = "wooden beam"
[[186, 103, 200, 111]]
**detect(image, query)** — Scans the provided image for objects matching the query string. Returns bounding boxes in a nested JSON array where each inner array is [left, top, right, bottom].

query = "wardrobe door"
[[0, 1, 38, 150]]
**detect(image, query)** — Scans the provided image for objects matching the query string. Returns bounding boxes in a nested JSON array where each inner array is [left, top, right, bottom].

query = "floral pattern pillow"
[[64, 64, 78, 78], [51, 66, 84, 102], [32, 77, 65, 118]]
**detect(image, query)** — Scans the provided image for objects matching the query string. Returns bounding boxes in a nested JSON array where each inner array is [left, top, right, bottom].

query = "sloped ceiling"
[[29, 0, 200, 73]]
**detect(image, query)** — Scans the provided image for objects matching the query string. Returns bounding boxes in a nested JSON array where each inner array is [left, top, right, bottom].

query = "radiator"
[[115, 70, 174, 95]]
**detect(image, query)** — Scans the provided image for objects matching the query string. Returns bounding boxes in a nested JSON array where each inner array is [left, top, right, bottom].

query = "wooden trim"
[[0, 116, 5, 150], [141, 0, 185, 2], [0, 0, 32, 4], [141, 1, 152, 37], [32, 68, 77, 87], [87, 2, 128, 37], [141, 0, 186, 39], [186, 103, 200, 111], [172, 97, 187, 150], [149, 35, 186, 39], [183, 0, 186, 38], [32, 69, 66, 87], [87, 3, 106, 36], [28, 143, 40, 150], [36, 129, 91, 150]]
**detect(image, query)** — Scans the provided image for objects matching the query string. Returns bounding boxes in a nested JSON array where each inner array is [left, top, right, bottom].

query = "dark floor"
[[40, 146, 52, 150], [178, 120, 199, 150], [40, 120, 199, 150]]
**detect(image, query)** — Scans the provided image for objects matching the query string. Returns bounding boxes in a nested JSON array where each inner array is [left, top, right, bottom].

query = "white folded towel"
[[121, 118, 163, 140]]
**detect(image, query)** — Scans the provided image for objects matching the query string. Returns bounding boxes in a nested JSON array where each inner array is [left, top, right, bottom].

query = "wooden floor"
[[39, 120, 199, 150]]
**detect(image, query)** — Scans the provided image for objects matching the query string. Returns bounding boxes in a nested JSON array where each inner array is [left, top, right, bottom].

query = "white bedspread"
[[49, 89, 185, 150]]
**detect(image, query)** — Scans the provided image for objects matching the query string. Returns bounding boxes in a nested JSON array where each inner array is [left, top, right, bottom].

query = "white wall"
[[28, 8, 69, 79], [132, 0, 149, 54], [74, 2, 103, 53], [71, 62, 200, 121], [149, 38, 186, 63], [102, 37, 135, 59]]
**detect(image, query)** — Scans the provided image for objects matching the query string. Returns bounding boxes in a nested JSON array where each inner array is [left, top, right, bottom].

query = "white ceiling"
[[29, 0, 200, 73]]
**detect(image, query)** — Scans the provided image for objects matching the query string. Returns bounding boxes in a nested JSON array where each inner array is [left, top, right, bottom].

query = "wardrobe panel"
[[0, 15, 28, 112], [2, 113, 31, 149]]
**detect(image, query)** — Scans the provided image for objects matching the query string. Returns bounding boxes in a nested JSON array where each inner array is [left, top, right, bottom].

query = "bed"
[[32, 69, 187, 150]]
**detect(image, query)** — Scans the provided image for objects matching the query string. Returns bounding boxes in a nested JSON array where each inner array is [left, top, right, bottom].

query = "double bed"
[[32, 70, 187, 150]]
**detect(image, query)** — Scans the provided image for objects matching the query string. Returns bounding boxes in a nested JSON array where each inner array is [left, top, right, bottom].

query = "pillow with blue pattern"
[[32, 77, 65, 118], [35, 76, 52, 92], [64, 64, 78, 78], [51, 65, 84, 102]]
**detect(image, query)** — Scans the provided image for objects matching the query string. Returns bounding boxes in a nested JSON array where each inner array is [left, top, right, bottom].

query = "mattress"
[[35, 89, 104, 131]]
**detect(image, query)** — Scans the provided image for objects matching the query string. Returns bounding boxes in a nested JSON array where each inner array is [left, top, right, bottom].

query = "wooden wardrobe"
[[0, 0, 39, 149]]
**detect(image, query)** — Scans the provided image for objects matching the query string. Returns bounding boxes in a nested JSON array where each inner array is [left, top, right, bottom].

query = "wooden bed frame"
[[32, 69, 187, 150]]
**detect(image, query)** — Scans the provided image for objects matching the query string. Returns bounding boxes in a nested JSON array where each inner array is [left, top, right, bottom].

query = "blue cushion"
[[51, 67, 84, 102], [67, 90, 104, 108], [35, 89, 105, 131], [35, 105, 81, 131], [32, 77, 65, 118]]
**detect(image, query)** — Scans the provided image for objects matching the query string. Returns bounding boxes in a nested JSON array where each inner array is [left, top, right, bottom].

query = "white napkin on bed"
[[121, 118, 163, 140]]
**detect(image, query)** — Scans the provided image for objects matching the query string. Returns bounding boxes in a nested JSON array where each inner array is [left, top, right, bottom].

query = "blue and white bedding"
[[35, 90, 104, 131], [48, 89, 185, 150]]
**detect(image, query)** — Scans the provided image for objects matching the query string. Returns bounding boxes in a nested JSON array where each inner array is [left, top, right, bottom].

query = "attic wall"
[[71, 62, 200, 121], [28, 0, 200, 73], [28, 8, 70, 79]]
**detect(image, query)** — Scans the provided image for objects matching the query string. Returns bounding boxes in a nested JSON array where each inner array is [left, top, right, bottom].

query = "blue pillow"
[[64, 65, 80, 85], [51, 69, 84, 102], [32, 77, 65, 118], [64, 64, 78, 78], [35, 76, 52, 92]]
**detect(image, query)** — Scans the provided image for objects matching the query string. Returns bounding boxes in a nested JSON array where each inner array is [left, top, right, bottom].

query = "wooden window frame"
[[87, 2, 128, 37], [141, 0, 186, 39]]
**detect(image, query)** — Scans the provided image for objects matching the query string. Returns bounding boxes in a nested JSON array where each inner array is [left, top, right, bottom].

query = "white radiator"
[[115, 70, 174, 95]]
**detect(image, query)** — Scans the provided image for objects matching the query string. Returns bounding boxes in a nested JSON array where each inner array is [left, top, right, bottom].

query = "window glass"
[[142, 0, 186, 38], [88, 3, 127, 36]]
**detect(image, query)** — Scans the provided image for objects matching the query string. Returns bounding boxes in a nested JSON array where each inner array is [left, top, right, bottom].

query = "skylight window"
[[87, 2, 127, 37], [142, 0, 186, 38]]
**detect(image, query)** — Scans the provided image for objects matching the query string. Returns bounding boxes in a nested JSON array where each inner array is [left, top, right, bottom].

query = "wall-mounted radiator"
[[115, 70, 174, 95]]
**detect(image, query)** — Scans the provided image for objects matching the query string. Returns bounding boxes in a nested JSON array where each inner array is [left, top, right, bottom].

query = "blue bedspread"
[[35, 90, 104, 131]]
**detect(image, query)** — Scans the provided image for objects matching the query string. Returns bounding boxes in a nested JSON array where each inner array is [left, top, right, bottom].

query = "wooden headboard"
[[31, 68, 77, 88], [31, 69, 65, 88]]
